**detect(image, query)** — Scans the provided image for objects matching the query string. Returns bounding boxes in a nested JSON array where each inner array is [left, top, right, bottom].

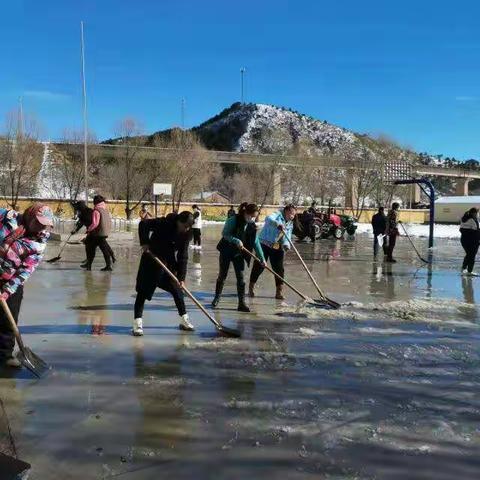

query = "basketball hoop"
[[383, 161, 413, 183]]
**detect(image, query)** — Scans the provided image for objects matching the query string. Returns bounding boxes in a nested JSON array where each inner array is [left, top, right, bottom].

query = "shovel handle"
[[284, 235, 328, 300], [147, 252, 222, 329], [0, 298, 26, 351], [58, 232, 74, 256], [240, 247, 308, 300]]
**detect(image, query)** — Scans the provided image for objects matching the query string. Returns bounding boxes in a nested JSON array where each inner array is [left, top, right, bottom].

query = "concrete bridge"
[[49, 142, 480, 206], [415, 165, 480, 196]]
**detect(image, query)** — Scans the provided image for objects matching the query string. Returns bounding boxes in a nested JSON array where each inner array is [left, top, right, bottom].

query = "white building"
[[435, 196, 480, 223]]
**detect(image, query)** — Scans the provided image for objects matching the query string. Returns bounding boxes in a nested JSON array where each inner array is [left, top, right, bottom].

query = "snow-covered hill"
[[192, 102, 356, 154]]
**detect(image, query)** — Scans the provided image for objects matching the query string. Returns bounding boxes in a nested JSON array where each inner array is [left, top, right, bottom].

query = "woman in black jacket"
[[460, 207, 480, 276], [132, 211, 195, 335]]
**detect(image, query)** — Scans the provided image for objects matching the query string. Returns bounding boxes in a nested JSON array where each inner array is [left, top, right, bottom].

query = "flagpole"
[[80, 21, 89, 204]]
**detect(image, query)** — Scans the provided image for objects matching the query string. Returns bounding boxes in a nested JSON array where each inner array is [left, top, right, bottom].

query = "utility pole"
[[240, 67, 246, 103], [181, 97, 185, 129], [80, 21, 89, 204], [18, 96, 24, 137]]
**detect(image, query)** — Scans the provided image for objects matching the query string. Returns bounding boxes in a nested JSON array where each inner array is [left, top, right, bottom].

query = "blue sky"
[[1, 0, 480, 159]]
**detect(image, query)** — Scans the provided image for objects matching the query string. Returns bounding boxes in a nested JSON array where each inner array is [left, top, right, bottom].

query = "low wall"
[[338, 208, 428, 224], [0, 197, 429, 224]]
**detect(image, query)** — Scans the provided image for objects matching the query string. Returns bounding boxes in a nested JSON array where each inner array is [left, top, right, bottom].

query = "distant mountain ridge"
[[105, 102, 411, 160]]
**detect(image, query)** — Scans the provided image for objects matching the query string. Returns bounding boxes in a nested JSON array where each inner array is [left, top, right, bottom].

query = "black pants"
[[386, 233, 397, 260], [192, 228, 201, 246], [373, 233, 388, 256], [217, 251, 245, 288], [0, 286, 23, 359], [134, 275, 186, 318], [85, 235, 113, 267], [461, 236, 479, 273], [250, 244, 285, 286]]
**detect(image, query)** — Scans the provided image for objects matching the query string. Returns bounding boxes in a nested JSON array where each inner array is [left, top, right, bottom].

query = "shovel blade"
[[0, 453, 31, 480], [17, 347, 50, 378], [46, 256, 61, 263], [217, 325, 241, 338], [315, 298, 341, 309]]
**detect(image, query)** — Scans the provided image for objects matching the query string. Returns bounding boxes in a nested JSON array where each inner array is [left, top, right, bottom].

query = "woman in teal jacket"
[[212, 203, 265, 312]]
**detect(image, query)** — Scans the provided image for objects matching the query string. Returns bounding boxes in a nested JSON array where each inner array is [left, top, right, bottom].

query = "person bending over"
[[249, 204, 297, 300], [0, 205, 53, 368], [212, 203, 265, 312], [71, 200, 93, 267], [133, 211, 195, 336]]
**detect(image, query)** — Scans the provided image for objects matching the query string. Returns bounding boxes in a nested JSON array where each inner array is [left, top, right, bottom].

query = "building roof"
[[436, 196, 480, 204]]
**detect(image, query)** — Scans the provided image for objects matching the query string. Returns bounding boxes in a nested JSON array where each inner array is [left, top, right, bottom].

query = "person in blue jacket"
[[249, 204, 297, 299], [211, 203, 265, 312]]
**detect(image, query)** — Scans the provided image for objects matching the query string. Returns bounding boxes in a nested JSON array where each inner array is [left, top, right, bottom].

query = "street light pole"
[[80, 21, 89, 204], [181, 97, 185, 129], [240, 67, 246, 103]]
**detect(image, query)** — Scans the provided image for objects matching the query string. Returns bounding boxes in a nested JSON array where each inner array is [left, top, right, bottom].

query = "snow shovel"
[[240, 247, 330, 308], [0, 453, 31, 480], [285, 236, 341, 309], [0, 299, 50, 378], [147, 252, 241, 338], [399, 222, 430, 264], [46, 232, 74, 263]]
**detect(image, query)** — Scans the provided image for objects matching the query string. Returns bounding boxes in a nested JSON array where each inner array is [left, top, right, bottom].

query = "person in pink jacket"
[[81, 195, 115, 271], [0, 204, 54, 367]]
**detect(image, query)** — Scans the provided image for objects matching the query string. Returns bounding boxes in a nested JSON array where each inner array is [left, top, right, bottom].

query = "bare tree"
[[0, 110, 43, 209], [98, 117, 163, 219], [45, 128, 98, 201], [342, 144, 382, 218], [155, 129, 215, 211]]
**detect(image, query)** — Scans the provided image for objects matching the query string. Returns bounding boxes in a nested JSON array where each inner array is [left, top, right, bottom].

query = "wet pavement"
[[1, 226, 480, 479]]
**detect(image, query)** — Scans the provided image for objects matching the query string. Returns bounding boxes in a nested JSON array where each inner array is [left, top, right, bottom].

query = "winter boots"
[[211, 280, 224, 308], [212, 281, 250, 312], [275, 284, 285, 300], [132, 318, 144, 336], [237, 283, 250, 312], [179, 314, 195, 331]]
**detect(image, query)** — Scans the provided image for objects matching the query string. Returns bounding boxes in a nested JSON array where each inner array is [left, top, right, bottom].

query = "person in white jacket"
[[191, 205, 202, 250]]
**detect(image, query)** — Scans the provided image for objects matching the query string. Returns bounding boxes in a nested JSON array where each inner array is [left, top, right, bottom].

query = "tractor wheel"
[[311, 219, 324, 240], [333, 227, 344, 240]]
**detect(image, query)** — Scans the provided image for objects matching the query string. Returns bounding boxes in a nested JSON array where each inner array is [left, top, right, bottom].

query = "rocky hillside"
[[190, 102, 357, 154], [106, 102, 419, 163]]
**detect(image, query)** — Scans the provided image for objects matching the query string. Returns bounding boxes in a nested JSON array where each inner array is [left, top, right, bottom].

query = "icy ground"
[[1, 226, 480, 479]]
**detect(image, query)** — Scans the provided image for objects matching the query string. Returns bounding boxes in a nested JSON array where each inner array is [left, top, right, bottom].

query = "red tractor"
[[293, 208, 357, 241]]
